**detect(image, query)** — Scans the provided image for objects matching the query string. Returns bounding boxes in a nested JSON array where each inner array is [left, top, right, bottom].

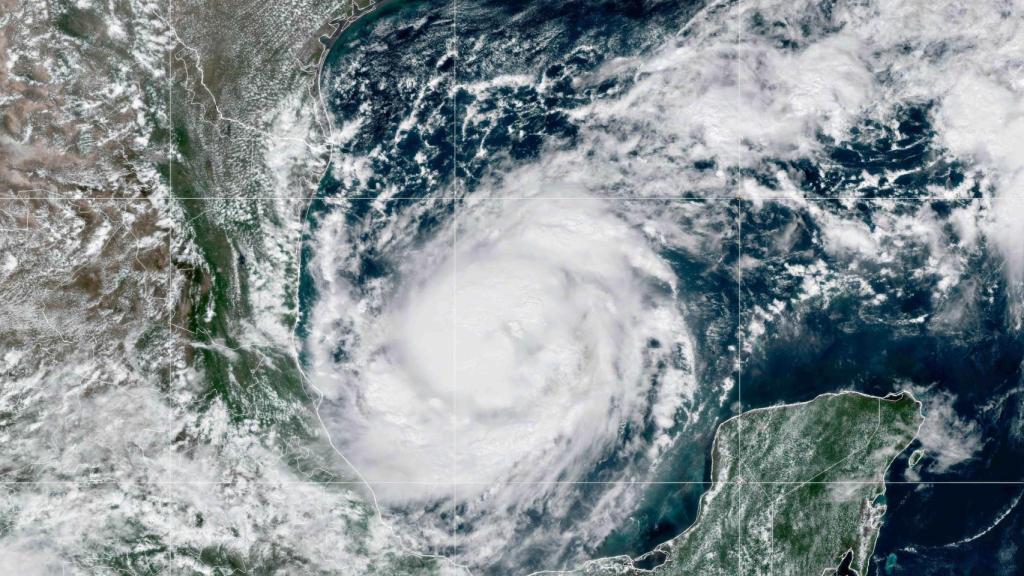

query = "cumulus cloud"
[[910, 386, 983, 478], [302, 0, 1024, 569], [754, 0, 1024, 324]]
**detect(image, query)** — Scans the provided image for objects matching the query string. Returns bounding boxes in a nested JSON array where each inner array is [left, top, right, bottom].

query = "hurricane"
[[297, 0, 1024, 570], [303, 189, 736, 568], [5, 0, 1024, 574]]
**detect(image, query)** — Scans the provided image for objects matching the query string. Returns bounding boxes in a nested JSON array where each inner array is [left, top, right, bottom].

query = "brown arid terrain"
[[0, 1, 447, 574], [5, 0, 1023, 574]]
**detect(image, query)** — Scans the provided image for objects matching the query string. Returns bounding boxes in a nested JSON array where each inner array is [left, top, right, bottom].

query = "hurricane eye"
[[306, 198, 696, 504]]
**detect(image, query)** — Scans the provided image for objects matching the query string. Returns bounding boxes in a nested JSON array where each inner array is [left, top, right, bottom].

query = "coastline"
[[533, 389, 924, 576]]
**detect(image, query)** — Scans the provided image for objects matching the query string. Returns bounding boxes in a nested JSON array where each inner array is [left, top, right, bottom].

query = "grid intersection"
[[1, 0, 1015, 573]]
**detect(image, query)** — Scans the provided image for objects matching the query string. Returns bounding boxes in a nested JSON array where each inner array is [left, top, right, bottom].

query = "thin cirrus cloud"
[[301, 0, 1024, 570]]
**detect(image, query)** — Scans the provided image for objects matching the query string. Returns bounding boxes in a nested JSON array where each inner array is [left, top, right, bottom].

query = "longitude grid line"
[[451, 0, 459, 565], [138, 3, 1005, 573], [5, 4, 1004, 575], [735, 0, 744, 572], [167, 0, 176, 479]]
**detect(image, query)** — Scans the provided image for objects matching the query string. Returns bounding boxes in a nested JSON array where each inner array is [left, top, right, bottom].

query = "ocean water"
[[304, 0, 1024, 572]]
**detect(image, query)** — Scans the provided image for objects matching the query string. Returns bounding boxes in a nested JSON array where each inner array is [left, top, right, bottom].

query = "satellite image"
[[1, 0, 1023, 574]]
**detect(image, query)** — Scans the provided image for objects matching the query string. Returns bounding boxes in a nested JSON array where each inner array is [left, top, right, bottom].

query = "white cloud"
[[306, 196, 697, 498], [911, 386, 984, 477]]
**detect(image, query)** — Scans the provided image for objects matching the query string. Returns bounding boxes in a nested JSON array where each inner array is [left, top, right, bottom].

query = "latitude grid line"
[[1, 6, 1017, 576], [0, 88, 1009, 568], [3, 480, 1024, 485], [1, 195, 1005, 201]]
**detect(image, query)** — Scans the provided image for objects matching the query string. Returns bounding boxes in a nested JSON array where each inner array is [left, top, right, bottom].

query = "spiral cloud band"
[[305, 196, 696, 505]]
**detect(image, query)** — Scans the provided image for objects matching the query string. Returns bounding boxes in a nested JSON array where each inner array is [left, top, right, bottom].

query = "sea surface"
[[305, 0, 1024, 572]]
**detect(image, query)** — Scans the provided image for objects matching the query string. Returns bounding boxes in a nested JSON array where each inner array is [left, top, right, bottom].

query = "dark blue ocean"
[[306, 0, 1024, 573]]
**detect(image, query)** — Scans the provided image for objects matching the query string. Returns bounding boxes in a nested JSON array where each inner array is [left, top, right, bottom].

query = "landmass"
[[1, 0, 928, 573], [568, 391, 923, 576]]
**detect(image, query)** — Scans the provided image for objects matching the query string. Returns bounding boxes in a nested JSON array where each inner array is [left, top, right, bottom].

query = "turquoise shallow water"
[[305, 2, 733, 571], [304, 1, 1024, 573]]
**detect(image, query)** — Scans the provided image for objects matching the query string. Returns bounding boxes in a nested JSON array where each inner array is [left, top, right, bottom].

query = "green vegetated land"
[[574, 391, 922, 576]]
